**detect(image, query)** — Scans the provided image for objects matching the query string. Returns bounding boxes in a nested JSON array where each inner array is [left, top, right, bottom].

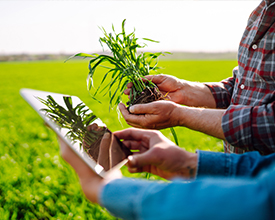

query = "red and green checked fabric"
[[206, 0, 275, 155]]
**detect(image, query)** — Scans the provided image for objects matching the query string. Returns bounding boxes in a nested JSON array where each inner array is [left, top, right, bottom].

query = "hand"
[[124, 74, 186, 104], [119, 100, 181, 129], [114, 128, 198, 180], [124, 74, 216, 108], [58, 132, 122, 204]]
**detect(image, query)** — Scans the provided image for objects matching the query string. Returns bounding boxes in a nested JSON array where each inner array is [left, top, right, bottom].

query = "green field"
[[0, 59, 237, 219]]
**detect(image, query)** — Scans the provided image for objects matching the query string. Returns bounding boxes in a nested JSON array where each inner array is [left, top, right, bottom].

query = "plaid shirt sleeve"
[[222, 103, 275, 155], [206, 0, 275, 155], [204, 67, 238, 109]]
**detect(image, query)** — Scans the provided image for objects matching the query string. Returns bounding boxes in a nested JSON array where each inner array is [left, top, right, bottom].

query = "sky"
[[0, 1, 261, 55]]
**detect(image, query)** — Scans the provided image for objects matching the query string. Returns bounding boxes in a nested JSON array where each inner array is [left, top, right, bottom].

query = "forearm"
[[101, 167, 275, 220], [181, 80, 216, 108], [174, 105, 225, 140]]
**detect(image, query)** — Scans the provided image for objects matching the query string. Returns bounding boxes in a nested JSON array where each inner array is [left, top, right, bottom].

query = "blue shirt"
[[100, 150, 275, 220]]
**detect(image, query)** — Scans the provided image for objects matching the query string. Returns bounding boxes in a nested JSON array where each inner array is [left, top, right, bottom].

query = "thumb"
[[129, 103, 153, 114], [98, 132, 112, 170], [128, 150, 158, 169]]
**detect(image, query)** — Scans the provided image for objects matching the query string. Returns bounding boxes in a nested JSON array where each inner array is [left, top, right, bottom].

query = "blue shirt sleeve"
[[100, 163, 275, 220], [197, 150, 275, 177]]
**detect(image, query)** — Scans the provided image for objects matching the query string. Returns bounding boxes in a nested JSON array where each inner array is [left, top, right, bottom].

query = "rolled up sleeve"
[[205, 67, 237, 109], [222, 103, 275, 155]]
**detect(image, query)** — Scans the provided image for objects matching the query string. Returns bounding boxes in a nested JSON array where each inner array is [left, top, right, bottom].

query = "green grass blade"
[[170, 127, 179, 146], [142, 38, 160, 43], [65, 53, 96, 63]]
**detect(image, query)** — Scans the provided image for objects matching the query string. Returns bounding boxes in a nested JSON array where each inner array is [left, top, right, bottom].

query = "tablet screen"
[[20, 88, 132, 177]]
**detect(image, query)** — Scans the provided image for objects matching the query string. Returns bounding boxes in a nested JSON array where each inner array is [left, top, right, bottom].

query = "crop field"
[[0, 59, 237, 219]]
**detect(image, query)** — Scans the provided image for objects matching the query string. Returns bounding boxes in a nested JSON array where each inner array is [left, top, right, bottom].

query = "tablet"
[[20, 88, 132, 178]]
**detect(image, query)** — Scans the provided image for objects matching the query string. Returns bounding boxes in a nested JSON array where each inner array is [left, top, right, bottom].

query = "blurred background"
[[1, 1, 259, 56]]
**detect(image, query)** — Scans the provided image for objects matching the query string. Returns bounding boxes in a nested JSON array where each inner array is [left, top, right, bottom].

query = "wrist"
[[172, 105, 187, 127], [175, 150, 198, 179], [80, 176, 105, 204], [183, 152, 198, 179], [182, 81, 216, 108]]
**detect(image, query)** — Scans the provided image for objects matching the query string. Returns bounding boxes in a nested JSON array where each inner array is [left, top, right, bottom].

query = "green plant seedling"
[[67, 19, 178, 145], [38, 95, 107, 159], [67, 19, 170, 108]]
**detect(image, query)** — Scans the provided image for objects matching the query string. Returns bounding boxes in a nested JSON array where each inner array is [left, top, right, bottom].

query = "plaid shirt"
[[206, 0, 275, 155]]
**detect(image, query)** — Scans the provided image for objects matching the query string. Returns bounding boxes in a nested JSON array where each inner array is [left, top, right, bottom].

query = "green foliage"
[[38, 95, 103, 149], [0, 59, 235, 219], [68, 19, 169, 108], [68, 20, 181, 145]]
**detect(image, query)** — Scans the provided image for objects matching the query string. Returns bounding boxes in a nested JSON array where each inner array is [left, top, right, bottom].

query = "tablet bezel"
[[20, 88, 129, 178]]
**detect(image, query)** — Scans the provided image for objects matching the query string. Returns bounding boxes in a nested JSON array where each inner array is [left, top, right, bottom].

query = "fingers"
[[129, 103, 155, 114], [126, 82, 133, 89], [124, 75, 166, 96], [118, 103, 144, 128], [124, 82, 133, 96], [119, 101, 156, 115], [114, 127, 150, 154], [144, 74, 164, 85], [119, 102, 162, 129], [124, 88, 131, 96], [114, 127, 156, 143], [121, 140, 148, 153], [98, 132, 112, 170], [127, 150, 159, 170], [114, 127, 164, 158]]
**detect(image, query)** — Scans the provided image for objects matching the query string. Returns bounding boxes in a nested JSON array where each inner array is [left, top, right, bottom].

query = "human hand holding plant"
[[119, 100, 181, 130], [124, 74, 186, 104], [68, 19, 168, 109], [124, 74, 217, 108], [68, 19, 180, 144]]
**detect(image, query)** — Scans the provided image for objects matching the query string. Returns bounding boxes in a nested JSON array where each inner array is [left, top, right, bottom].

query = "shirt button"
[[240, 84, 245, 89], [252, 44, 257, 50]]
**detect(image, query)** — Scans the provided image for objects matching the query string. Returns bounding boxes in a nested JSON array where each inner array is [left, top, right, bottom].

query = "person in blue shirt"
[[58, 127, 275, 220]]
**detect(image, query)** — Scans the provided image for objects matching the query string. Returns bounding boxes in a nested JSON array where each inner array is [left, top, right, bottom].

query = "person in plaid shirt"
[[119, 0, 275, 155]]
